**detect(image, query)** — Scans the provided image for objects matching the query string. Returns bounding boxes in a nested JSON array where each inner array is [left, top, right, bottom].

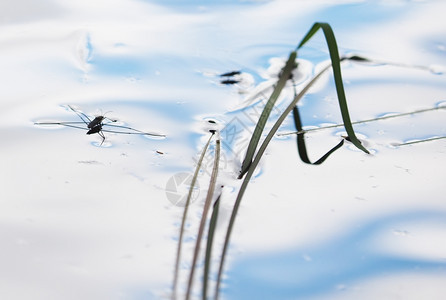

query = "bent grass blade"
[[293, 106, 345, 165], [296, 22, 369, 154], [238, 22, 369, 179]]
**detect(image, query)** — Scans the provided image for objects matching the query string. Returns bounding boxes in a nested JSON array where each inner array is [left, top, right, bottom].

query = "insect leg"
[[98, 130, 106, 146], [67, 105, 92, 125], [34, 121, 88, 131]]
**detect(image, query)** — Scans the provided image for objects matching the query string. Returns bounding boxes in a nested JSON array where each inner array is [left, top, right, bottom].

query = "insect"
[[219, 70, 241, 77], [35, 105, 166, 145], [219, 70, 242, 85], [220, 79, 240, 85]]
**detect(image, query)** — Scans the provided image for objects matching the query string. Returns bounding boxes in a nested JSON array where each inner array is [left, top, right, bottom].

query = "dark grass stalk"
[[203, 194, 221, 300], [293, 106, 345, 165], [239, 51, 297, 178], [185, 139, 221, 300], [214, 63, 333, 300], [172, 132, 215, 300]]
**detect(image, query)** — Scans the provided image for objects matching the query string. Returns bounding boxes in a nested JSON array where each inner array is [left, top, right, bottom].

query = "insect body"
[[67, 106, 116, 145], [88, 116, 105, 129], [219, 70, 241, 77], [220, 79, 240, 85], [85, 116, 108, 142], [219, 70, 242, 85], [35, 105, 165, 145]]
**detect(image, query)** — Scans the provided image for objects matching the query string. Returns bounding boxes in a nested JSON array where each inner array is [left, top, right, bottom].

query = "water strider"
[[35, 105, 166, 145]]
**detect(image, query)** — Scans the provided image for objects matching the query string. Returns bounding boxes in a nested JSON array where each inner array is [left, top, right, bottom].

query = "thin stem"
[[203, 194, 221, 300], [172, 133, 215, 300], [185, 138, 220, 300], [395, 135, 446, 146], [239, 52, 297, 178], [279, 106, 446, 136]]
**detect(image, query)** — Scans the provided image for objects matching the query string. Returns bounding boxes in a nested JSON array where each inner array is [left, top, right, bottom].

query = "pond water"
[[1, 1, 445, 299]]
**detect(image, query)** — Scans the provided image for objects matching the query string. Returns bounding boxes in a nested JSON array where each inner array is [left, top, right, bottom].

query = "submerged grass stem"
[[185, 138, 220, 300], [172, 132, 214, 300]]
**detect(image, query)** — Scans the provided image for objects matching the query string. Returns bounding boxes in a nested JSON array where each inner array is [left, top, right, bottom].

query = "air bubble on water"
[[302, 254, 312, 262], [436, 101, 446, 108], [143, 133, 167, 141], [377, 112, 399, 118], [428, 64, 445, 75], [92, 140, 113, 148], [393, 229, 409, 236]]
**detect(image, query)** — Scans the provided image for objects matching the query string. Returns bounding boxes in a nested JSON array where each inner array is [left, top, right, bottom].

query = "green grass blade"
[[185, 139, 221, 300], [172, 132, 214, 300], [298, 22, 369, 154], [203, 191, 222, 300], [296, 22, 321, 49], [239, 51, 297, 178], [293, 106, 345, 164]]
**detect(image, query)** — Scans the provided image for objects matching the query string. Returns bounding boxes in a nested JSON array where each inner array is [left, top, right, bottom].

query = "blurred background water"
[[0, 1, 445, 299]]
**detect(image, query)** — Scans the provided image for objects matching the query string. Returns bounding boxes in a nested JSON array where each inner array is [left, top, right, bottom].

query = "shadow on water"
[[224, 210, 446, 299]]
